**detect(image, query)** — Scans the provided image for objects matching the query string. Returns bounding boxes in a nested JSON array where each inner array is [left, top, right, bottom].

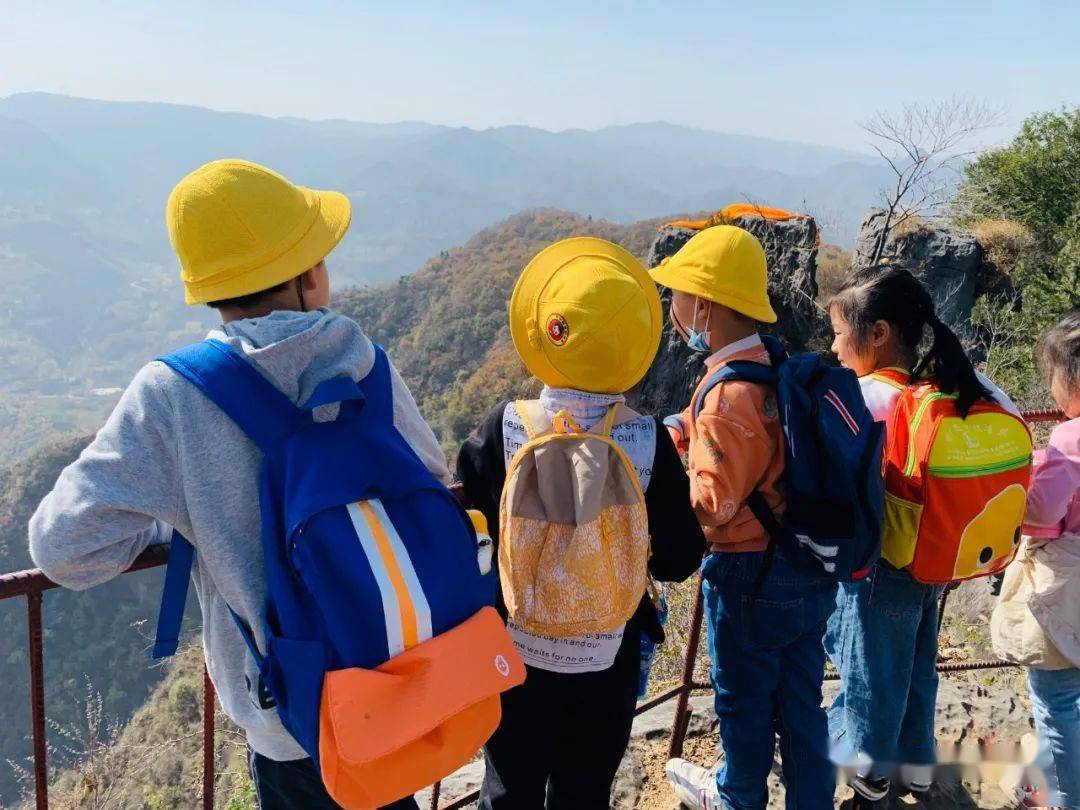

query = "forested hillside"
[[0, 206, 673, 802], [0, 437, 180, 805], [336, 208, 667, 454]]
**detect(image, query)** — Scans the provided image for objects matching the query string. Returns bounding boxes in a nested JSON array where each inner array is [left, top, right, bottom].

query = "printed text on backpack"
[[881, 383, 1032, 584]]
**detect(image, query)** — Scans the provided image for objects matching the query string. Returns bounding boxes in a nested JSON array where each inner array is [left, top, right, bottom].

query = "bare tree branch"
[[862, 99, 1002, 265]]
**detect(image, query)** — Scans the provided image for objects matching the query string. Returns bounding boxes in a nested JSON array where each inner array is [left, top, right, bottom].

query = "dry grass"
[[647, 578, 711, 697], [971, 219, 1034, 277], [817, 244, 854, 303]]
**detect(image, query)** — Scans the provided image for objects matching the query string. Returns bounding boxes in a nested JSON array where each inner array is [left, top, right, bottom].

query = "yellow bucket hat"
[[509, 237, 662, 394], [649, 225, 777, 323], [167, 159, 352, 305]]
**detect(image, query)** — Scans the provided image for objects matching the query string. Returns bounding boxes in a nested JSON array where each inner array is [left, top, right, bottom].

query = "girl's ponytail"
[[913, 312, 989, 418], [831, 267, 989, 417]]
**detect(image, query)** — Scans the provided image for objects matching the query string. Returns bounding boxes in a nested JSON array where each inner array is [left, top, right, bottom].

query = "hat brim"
[[649, 264, 778, 324], [183, 188, 352, 305]]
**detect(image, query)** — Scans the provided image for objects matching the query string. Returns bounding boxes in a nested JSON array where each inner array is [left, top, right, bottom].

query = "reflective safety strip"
[[824, 389, 859, 435], [366, 500, 433, 646], [796, 533, 838, 573], [346, 500, 433, 656]]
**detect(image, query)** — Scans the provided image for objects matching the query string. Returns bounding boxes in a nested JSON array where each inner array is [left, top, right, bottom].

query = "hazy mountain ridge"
[[0, 93, 888, 406]]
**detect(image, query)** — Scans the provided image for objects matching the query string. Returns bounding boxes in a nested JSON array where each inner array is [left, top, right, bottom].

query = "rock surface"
[[851, 210, 985, 327], [631, 214, 823, 416], [420, 678, 1032, 808]]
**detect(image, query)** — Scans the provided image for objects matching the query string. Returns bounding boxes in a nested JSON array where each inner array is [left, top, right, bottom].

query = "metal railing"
[[1, 407, 1063, 809]]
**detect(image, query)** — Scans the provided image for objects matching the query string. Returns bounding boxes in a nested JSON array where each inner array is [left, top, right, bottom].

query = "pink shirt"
[[1024, 417, 1080, 539]]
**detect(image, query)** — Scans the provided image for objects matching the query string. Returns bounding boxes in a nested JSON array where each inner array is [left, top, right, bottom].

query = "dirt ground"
[[629, 669, 1034, 810]]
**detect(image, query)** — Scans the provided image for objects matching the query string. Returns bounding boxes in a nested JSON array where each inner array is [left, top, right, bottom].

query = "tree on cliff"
[[957, 107, 1080, 403], [957, 108, 1080, 256], [863, 99, 999, 265]]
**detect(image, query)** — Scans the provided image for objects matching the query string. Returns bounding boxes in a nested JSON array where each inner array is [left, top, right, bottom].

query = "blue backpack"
[[152, 339, 524, 808], [690, 335, 884, 582]]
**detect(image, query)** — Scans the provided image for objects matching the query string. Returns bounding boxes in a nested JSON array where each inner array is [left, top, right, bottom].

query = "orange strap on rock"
[[659, 204, 820, 246]]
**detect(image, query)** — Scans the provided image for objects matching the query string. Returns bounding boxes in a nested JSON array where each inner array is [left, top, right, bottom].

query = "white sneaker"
[[666, 758, 722, 809], [848, 773, 890, 802], [900, 764, 934, 794]]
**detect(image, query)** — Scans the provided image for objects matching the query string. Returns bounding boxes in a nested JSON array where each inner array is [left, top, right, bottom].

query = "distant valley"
[[0, 92, 887, 415]]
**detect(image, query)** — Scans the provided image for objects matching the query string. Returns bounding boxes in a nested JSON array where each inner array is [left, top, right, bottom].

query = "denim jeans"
[[1028, 666, 1080, 809], [825, 563, 944, 781], [702, 550, 838, 810]]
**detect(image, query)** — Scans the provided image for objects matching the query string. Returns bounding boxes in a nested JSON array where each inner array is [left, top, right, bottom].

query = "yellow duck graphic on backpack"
[[952, 483, 1027, 579]]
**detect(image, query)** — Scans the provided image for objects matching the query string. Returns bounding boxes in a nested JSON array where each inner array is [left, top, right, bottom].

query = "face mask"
[[687, 327, 711, 353], [674, 298, 712, 353]]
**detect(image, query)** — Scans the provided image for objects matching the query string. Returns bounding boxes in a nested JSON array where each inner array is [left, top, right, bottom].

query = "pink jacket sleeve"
[[1023, 421, 1080, 539]]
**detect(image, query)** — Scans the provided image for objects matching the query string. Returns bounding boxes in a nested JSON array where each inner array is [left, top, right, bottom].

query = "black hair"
[[830, 267, 989, 417], [206, 280, 293, 310], [1036, 310, 1080, 394]]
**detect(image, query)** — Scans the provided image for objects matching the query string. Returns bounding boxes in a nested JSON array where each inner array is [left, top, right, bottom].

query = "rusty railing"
[[1, 407, 1063, 809]]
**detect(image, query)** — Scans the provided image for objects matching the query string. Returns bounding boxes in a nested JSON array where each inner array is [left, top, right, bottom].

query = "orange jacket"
[[667, 336, 785, 553]]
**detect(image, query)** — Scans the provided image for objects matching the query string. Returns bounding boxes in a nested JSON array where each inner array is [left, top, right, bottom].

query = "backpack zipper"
[[927, 455, 1031, 477]]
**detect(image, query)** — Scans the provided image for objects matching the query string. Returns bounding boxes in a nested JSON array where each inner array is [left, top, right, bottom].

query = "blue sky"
[[3, 0, 1078, 151]]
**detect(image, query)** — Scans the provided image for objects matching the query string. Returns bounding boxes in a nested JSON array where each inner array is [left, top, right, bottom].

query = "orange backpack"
[[879, 376, 1033, 584]]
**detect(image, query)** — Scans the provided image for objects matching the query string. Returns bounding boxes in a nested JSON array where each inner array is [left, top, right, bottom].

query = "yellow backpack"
[[498, 400, 650, 637]]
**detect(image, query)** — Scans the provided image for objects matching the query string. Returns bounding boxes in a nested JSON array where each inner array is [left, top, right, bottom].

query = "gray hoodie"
[[29, 310, 450, 760]]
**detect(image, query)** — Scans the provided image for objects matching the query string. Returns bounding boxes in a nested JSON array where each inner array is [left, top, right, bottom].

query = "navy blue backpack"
[[690, 335, 885, 582], [152, 339, 524, 808]]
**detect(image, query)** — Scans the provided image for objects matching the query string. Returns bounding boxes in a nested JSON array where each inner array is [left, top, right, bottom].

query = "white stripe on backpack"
[[367, 499, 433, 646], [346, 500, 433, 657]]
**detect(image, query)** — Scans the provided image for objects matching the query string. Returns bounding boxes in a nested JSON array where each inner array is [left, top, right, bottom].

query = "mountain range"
[[0, 92, 887, 406]]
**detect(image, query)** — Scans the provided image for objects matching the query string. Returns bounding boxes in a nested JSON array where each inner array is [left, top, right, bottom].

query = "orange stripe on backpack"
[[357, 501, 419, 650]]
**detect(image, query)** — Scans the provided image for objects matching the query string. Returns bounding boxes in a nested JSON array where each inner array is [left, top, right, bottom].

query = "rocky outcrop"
[[631, 213, 823, 417], [419, 678, 1034, 808], [851, 210, 985, 327]]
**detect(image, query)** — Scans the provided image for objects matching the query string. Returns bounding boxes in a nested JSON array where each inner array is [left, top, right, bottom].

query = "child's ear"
[[299, 261, 325, 291], [870, 319, 891, 349]]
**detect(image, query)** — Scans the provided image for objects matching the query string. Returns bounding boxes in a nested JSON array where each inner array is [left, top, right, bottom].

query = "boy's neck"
[[219, 303, 304, 324], [708, 323, 759, 354]]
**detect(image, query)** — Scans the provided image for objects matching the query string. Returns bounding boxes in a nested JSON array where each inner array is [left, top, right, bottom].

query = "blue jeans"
[[1029, 667, 1080, 809], [702, 550, 837, 810], [825, 563, 944, 780]]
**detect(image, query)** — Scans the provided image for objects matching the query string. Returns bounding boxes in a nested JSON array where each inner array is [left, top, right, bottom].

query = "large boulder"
[[631, 213, 822, 417], [851, 210, 985, 327]]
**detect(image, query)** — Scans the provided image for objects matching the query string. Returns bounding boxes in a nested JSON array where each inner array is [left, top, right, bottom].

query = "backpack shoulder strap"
[[598, 404, 619, 437], [693, 361, 778, 420], [354, 345, 394, 424], [152, 530, 265, 663], [151, 530, 194, 659], [515, 400, 552, 440], [866, 367, 910, 390], [611, 404, 642, 427], [158, 339, 300, 451], [153, 339, 299, 662]]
